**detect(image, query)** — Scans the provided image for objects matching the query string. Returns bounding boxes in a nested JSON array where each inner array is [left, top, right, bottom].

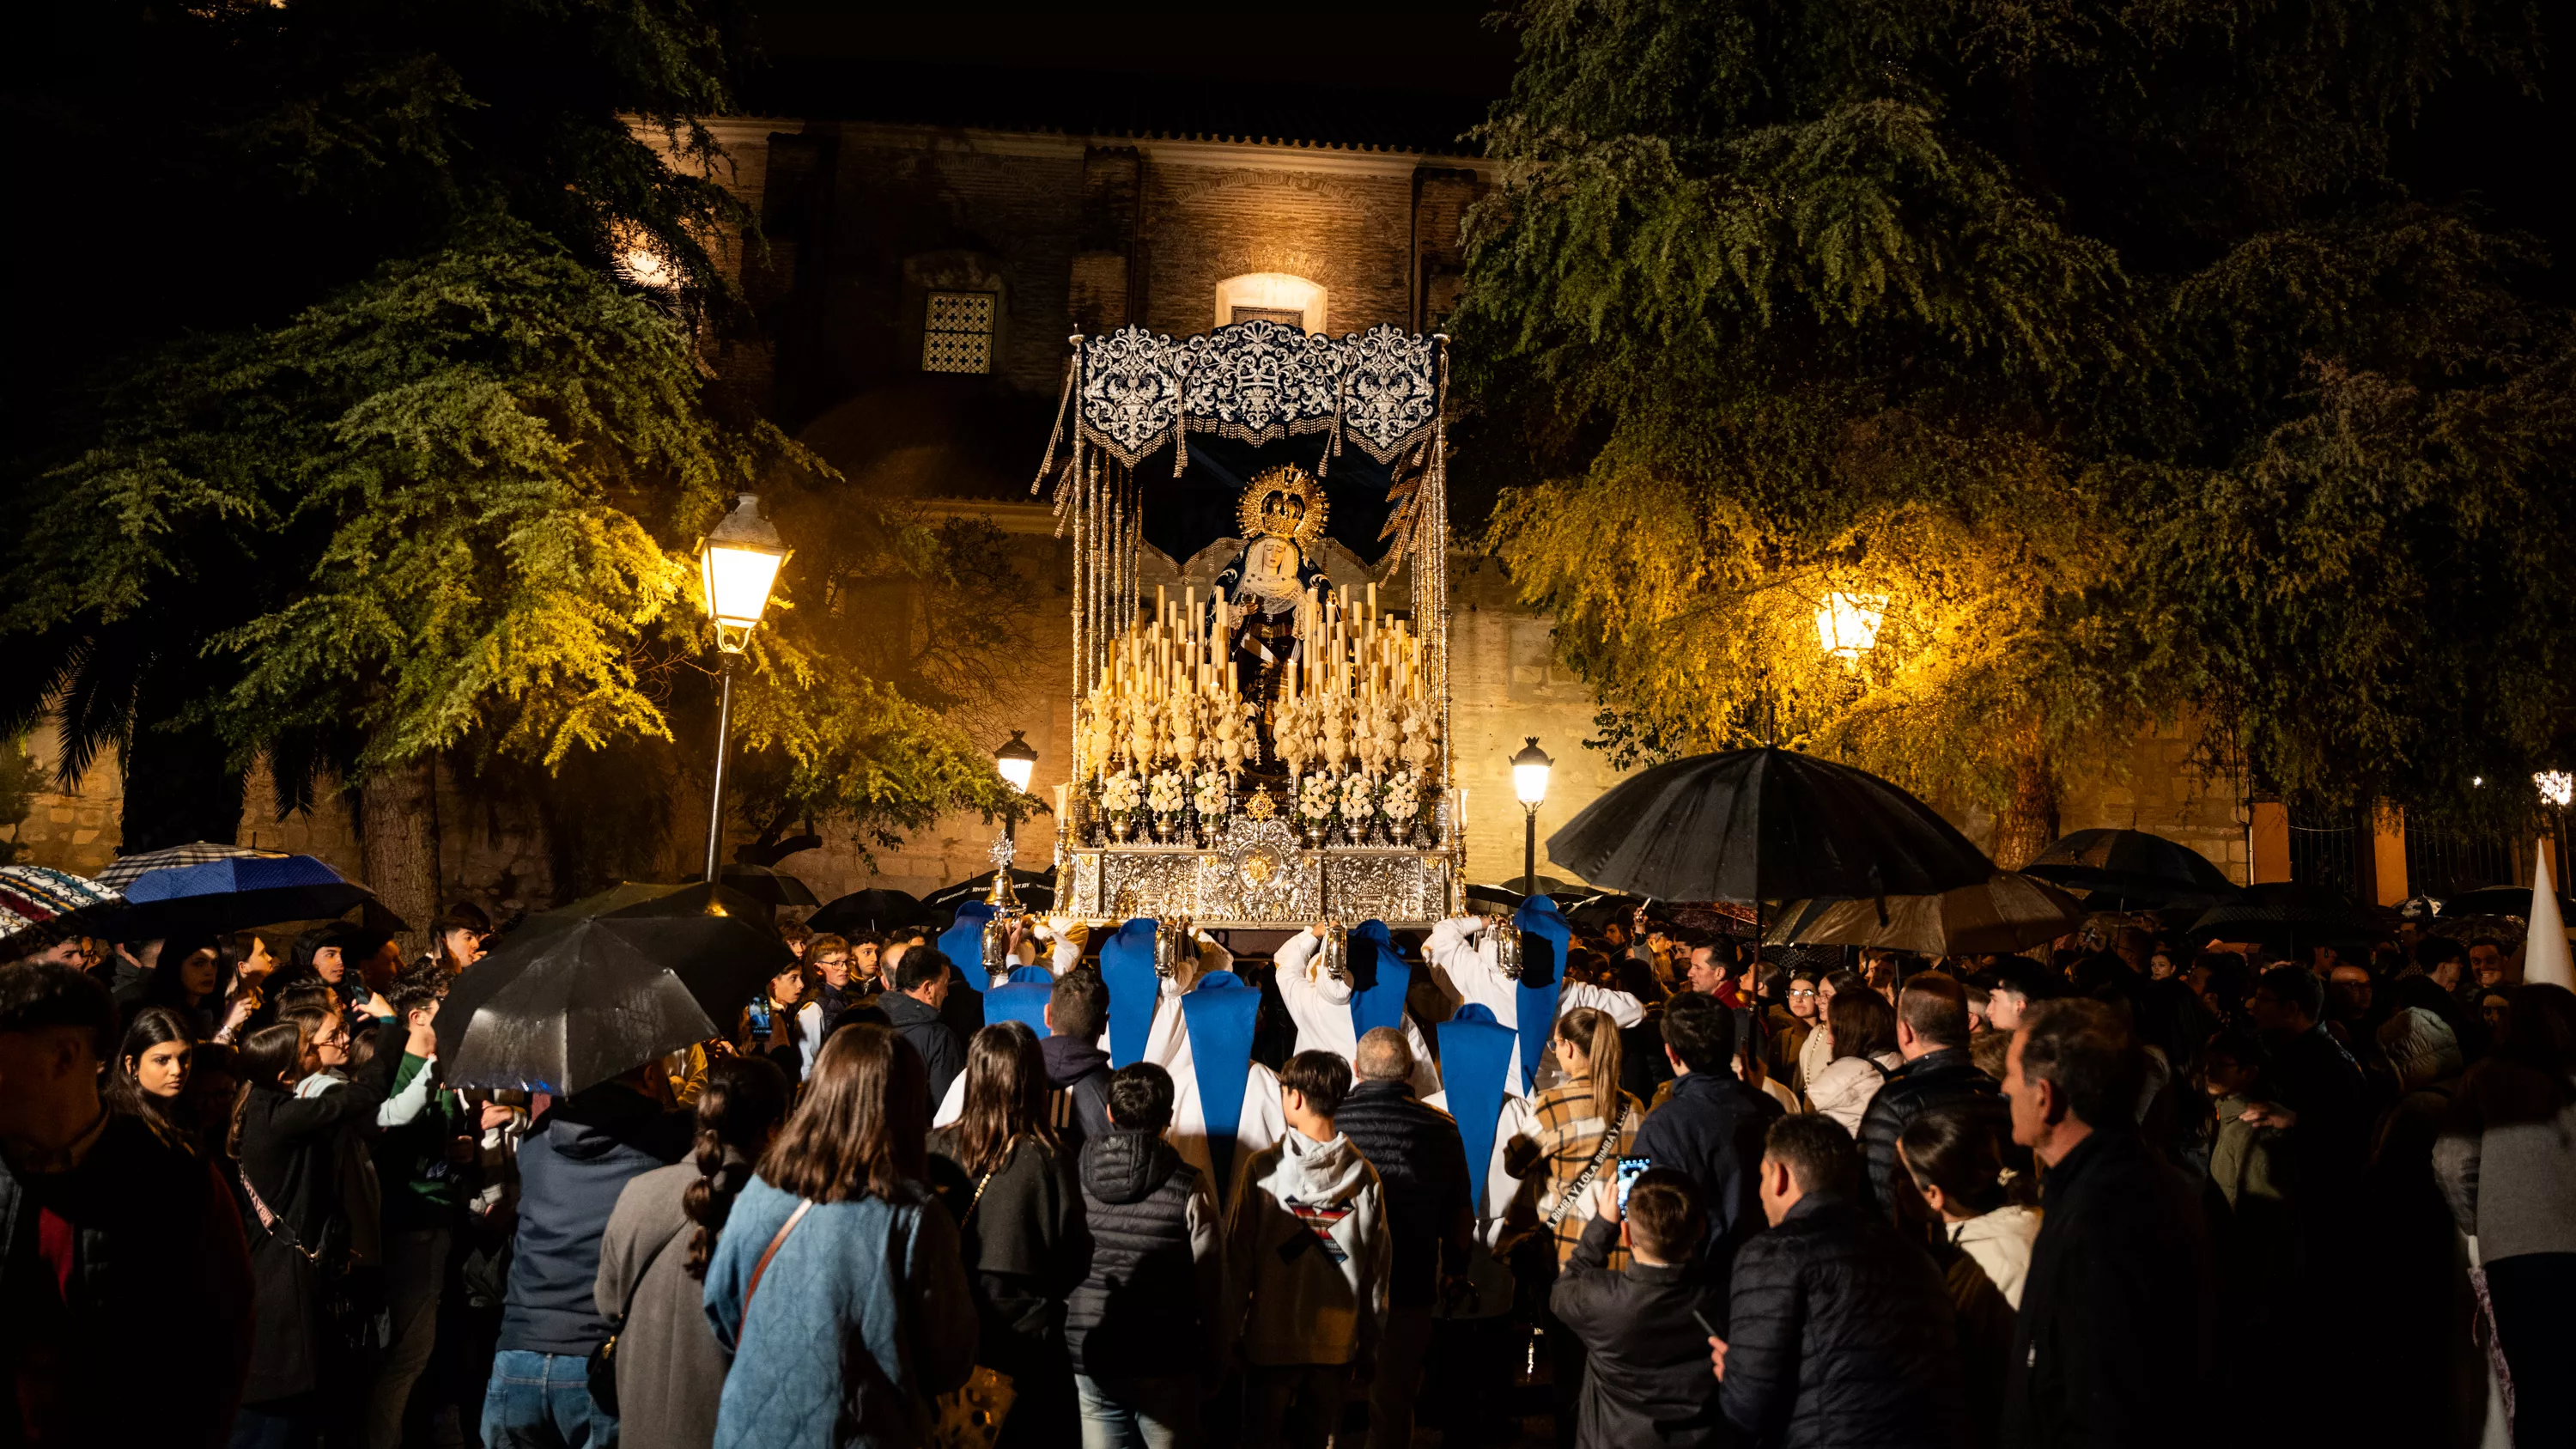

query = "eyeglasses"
[[815, 956, 849, 968]]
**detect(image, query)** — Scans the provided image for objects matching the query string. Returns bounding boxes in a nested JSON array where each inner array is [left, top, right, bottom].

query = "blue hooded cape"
[[1346, 919, 1412, 1039], [981, 965, 1057, 1033], [1436, 1003, 1517, 1217], [1180, 970, 1262, 1195], [938, 902, 997, 993], [1511, 895, 1572, 1093], [1098, 918, 1164, 1068]]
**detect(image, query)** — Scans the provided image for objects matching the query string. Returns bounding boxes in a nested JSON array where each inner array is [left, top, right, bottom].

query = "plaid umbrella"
[[0, 865, 125, 950], [95, 841, 286, 891]]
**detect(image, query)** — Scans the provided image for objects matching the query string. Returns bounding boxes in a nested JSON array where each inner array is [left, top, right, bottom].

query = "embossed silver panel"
[[1064, 816, 1457, 926]]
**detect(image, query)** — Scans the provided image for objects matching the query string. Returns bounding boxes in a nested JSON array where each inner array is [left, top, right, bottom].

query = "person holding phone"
[[1547, 1166, 1727, 1446]]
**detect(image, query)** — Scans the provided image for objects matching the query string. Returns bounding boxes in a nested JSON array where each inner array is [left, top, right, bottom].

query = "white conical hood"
[[2523, 854, 2573, 990]]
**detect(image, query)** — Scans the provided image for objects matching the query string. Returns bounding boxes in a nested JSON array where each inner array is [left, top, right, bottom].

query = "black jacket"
[[884, 989, 967, 1109], [1631, 1068, 1783, 1314], [1856, 1046, 2011, 1221], [1042, 1035, 1115, 1160], [1550, 1213, 1726, 1448], [234, 1041, 401, 1402], [1067, 1128, 1222, 1380], [1721, 1191, 1964, 1449], [497, 1082, 692, 1356], [1332, 1079, 1474, 1307], [1, 1111, 255, 1449], [927, 1131, 1089, 1393], [2002, 1129, 2212, 1449]]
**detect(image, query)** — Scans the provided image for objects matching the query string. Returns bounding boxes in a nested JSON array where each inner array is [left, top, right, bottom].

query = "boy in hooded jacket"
[[1226, 1050, 1393, 1449], [1068, 1062, 1225, 1447]]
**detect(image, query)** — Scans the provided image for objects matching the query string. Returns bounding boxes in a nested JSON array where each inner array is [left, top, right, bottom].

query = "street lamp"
[[1814, 591, 1888, 661], [1511, 736, 1552, 895], [995, 731, 1039, 793], [990, 729, 1040, 869], [697, 494, 791, 882]]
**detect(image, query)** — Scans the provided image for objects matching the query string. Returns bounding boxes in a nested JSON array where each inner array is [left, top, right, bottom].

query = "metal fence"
[[2404, 826, 2519, 904], [2288, 810, 2369, 901]]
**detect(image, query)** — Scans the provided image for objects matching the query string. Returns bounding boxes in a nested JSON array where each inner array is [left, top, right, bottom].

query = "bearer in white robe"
[[1272, 925, 1442, 1099]]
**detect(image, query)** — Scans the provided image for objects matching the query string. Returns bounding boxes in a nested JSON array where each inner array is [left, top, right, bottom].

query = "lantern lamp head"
[[2540, 770, 2573, 809], [698, 494, 790, 654], [1511, 736, 1553, 807], [1814, 591, 1889, 661], [995, 730, 1039, 793]]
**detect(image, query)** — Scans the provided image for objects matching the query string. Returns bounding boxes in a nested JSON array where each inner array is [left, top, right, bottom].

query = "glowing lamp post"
[[1511, 736, 1553, 895], [697, 494, 791, 881], [995, 731, 1039, 793], [1814, 592, 1889, 661]]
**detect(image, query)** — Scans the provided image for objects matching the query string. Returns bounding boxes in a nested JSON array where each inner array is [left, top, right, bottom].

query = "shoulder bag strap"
[[742, 1199, 814, 1320], [959, 1135, 1018, 1229], [1545, 1101, 1629, 1229], [238, 1166, 324, 1263]]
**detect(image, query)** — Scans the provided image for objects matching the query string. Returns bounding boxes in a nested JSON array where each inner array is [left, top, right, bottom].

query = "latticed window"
[[922, 292, 996, 374]]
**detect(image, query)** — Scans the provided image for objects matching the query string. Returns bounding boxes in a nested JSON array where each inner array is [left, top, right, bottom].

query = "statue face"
[[1245, 536, 1301, 582]]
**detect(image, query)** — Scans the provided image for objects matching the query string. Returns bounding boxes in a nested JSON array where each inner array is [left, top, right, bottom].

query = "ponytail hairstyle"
[[1554, 1006, 1625, 1126], [228, 1022, 309, 1159], [683, 1054, 793, 1280]]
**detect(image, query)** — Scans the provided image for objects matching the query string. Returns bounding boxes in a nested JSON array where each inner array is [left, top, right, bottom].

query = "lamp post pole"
[[1523, 802, 1538, 897], [695, 493, 791, 885], [703, 655, 736, 883], [1510, 736, 1553, 895]]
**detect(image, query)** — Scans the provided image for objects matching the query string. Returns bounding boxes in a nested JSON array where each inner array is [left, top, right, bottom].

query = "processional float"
[[1027, 320, 1464, 928]]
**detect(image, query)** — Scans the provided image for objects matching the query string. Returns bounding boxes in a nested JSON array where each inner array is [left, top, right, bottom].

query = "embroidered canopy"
[[1069, 320, 1442, 466]]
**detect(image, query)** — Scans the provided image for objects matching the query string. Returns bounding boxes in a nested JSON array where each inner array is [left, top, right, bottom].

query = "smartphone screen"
[[1615, 1156, 1651, 1215], [748, 997, 774, 1035]]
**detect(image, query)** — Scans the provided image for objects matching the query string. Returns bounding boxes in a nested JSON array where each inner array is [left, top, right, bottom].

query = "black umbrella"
[[715, 863, 819, 908], [2022, 829, 2243, 910], [1463, 882, 1528, 913], [805, 887, 932, 936], [1562, 892, 1650, 929], [2187, 882, 2386, 951], [2435, 885, 2572, 920], [437, 880, 790, 1094], [1546, 747, 1996, 904], [922, 868, 1056, 913]]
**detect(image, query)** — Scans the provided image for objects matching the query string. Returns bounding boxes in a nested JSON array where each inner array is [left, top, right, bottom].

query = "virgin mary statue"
[[1210, 465, 1327, 765]]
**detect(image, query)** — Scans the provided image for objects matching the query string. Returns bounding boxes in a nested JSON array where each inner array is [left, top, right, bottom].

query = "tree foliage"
[[1459, 0, 2573, 837], [2, 0, 1022, 868]]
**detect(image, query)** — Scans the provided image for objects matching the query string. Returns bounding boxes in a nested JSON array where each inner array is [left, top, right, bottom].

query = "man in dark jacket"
[[1632, 991, 1781, 1312], [2001, 999, 2212, 1449], [1043, 971, 1115, 1158], [1069, 1062, 1224, 1448], [1332, 1027, 1474, 1449], [484, 1063, 691, 1449], [1857, 975, 2013, 1221], [0, 963, 254, 1449], [1713, 1115, 1963, 1448], [884, 947, 967, 1107], [1552, 1168, 1727, 1447]]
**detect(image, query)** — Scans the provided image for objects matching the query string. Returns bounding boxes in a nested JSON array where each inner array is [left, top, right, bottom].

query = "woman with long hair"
[[748, 956, 825, 1082], [928, 1022, 1084, 1447], [2436, 982, 2576, 1448], [598, 1055, 794, 1449], [140, 935, 240, 1043], [104, 1005, 195, 1137], [1522, 1005, 1640, 1269], [228, 1007, 416, 1448], [1807, 985, 1903, 1134], [705, 1025, 977, 1449]]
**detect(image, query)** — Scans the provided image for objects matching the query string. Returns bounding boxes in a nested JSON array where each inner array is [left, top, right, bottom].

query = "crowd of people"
[[3, 897, 2572, 1449]]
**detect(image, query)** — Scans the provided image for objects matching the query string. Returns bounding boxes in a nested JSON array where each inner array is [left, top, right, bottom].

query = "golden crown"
[[1236, 464, 1327, 551]]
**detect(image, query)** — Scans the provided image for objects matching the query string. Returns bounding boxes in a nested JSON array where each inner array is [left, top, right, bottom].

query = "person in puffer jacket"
[[1067, 1062, 1225, 1449], [1226, 1050, 1392, 1449], [1856, 976, 2015, 1221], [1714, 1115, 1963, 1448]]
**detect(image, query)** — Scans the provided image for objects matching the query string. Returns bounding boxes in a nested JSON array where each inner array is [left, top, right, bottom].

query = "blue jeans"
[[1074, 1373, 1199, 1449], [479, 1349, 617, 1449]]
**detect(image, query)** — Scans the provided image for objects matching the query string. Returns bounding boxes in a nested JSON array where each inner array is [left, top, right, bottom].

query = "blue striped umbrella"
[[118, 854, 397, 935]]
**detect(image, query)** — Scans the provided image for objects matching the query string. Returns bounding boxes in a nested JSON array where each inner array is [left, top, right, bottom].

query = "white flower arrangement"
[[1146, 770, 1187, 815], [1382, 770, 1422, 823], [1298, 773, 1339, 822], [1193, 770, 1228, 817], [1098, 770, 1142, 815], [1340, 773, 1378, 821]]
